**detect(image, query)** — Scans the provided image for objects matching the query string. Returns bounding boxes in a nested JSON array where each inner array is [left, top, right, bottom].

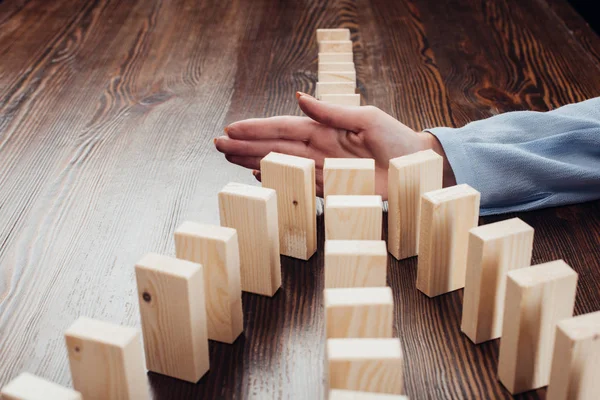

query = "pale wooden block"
[[325, 195, 382, 240], [387, 150, 443, 260], [135, 253, 209, 382], [325, 240, 387, 288], [1, 373, 81, 400], [416, 184, 480, 297], [325, 287, 393, 338], [329, 389, 408, 400], [327, 338, 404, 394], [318, 71, 356, 84], [319, 52, 354, 63], [218, 182, 281, 296], [65, 317, 147, 400], [260, 152, 317, 260], [497, 260, 578, 394], [317, 28, 351, 42], [461, 218, 534, 344], [547, 311, 600, 400], [319, 62, 355, 72], [323, 158, 375, 197], [321, 94, 361, 107], [315, 82, 355, 100], [319, 40, 353, 53], [174, 222, 243, 344]]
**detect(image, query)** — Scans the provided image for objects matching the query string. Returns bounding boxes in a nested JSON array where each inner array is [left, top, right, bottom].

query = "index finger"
[[225, 116, 322, 141]]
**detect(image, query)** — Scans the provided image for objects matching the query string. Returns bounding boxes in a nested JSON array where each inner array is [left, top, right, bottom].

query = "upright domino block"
[[135, 253, 209, 382], [497, 260, 578, 394], [387, 150, 443, 260], [319, 40, 353, 53], [317, 28, 351, 42], [546, 311, 600, 400], [174, 222, 243, 344], [321, 94, 361, 106], [323, 158, 375, 197], [319, 62, 355, 72], [416, 184, 480, 297], [315, 82, 355, 100], [461, 218, 534, 344], [325, 195, 382, 240], [325, 240, 387, 288], [218, 182, 281, 297], [260, 152, 317, 260], [319, 52, 354, 63], [329, 390, 408, 400], [327, 338, 404, 394], [325, 287, 393, 338], [318, 71, 356, 84], [1, 373, 81, 400], [65, 318, 147, 400]]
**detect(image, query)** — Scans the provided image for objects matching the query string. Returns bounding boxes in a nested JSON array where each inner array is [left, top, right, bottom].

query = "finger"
[[225, 116, 321, 141], [224, 155, 261, 170], [252, 170, 262, 182], [297, 92, 367, 132], [215, 136, 309, 158]]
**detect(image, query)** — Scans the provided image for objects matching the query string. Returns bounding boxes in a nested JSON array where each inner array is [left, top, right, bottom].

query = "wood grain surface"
[[1, 0, 599, 399]]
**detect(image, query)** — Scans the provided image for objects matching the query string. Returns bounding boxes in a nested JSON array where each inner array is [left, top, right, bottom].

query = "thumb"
[[297, 92, 366, 132]]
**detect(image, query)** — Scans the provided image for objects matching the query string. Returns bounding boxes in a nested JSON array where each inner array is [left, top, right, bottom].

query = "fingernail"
[[296, 91, 306, 99], [252, 170, 259, 176], [224, 126, 229, 134], [213, 138, 217, 145]]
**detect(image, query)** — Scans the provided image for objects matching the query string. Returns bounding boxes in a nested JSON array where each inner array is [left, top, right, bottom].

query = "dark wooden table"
[[1, 0, 599, 399]]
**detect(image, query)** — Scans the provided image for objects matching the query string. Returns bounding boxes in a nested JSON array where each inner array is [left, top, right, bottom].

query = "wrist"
[[420, 130, 457, 187]]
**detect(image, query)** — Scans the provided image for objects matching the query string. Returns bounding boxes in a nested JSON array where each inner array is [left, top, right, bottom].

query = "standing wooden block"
[[319, 62, 355, 72], [319, 40, 353, 53], [327, 338, 404, 394], [260, 152, 317, 260], [325, 287, 393, 338], [329, 389, 408, 400], [416, 184, 480, 297], [461, 218, 534, 344], [315, 82, 355, 100], [135, 253, 209, 383], [546, 311, 600, 400], [318, 71, 356, 84], [387, 150, 443, 260], [325, 240, 387, 288], [65, 317, 147, 400], [174, 222, 243, 344], [319, 52, 354, 63], [317, 28, 351, 42], [323, 158, 375, 197], [218, 182, 281, 296], [325, 195, 382, 240], [321, 94, 361, 106], [497, 260, 578, 394], [1, 373, 81, 400]]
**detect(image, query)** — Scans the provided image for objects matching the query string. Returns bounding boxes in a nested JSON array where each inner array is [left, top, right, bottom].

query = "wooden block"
[[218, 182, 281, 296], [318, 71, 356, 84], [329, 389, 408, 400], [174, 222, 243, 344], [315, 82, 356, 100], [416, 184, 480, 297], [497, 260, 578, 394], [260, 152, 317, 260], [325, 287, 393, 338], [327, 338, 404, 394], [387, 150, 443, 260], [323, 158, 375, 197], [321, 94, 361, 106], [319, 40, 353, 53], [65, 317, 147, 400], [317, 28, 351, 42], [325, 195, 382, 240], [319, 52, 354, 63], [325, 240, 387, 288], [546, 311, 600, 400], [319, 62, 355, 72], [1, 373, 81, 400], [135, 253, 209, 382], [461, 218, 534, 344]]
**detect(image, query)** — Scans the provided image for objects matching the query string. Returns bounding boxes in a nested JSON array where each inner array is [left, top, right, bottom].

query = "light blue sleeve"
[[427, 97, 600, 216]]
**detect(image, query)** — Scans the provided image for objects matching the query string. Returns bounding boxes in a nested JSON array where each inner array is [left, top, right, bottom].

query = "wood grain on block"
[[1, 373, 81, 400], [461, 218, 534, 344], [318, 71, 356, 84], [319, 62, 355, 72], [174, 222, 243, 344], [325, 195, 382, 240], [323, 158, 375, 197], [327, 338, 404, 394], [319, 40, 353, 53], [325, 240, 387, 288], [315, 82, 356, 100], [387, 150, 443, 260], [321, 94, 361, 106], [64, 317, 147, 400], [497, 260, 578, 394], [325, 287, 393, 338], [319, 52, 354, 63], [218, 183, 281, 297], [546, 311, 600, 400], [260, 152, 317, 260], [135, 253, 209, 382], [416, 184, 480, 297], [329, 389, 408, 400], [316, 28, 351, 42]]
